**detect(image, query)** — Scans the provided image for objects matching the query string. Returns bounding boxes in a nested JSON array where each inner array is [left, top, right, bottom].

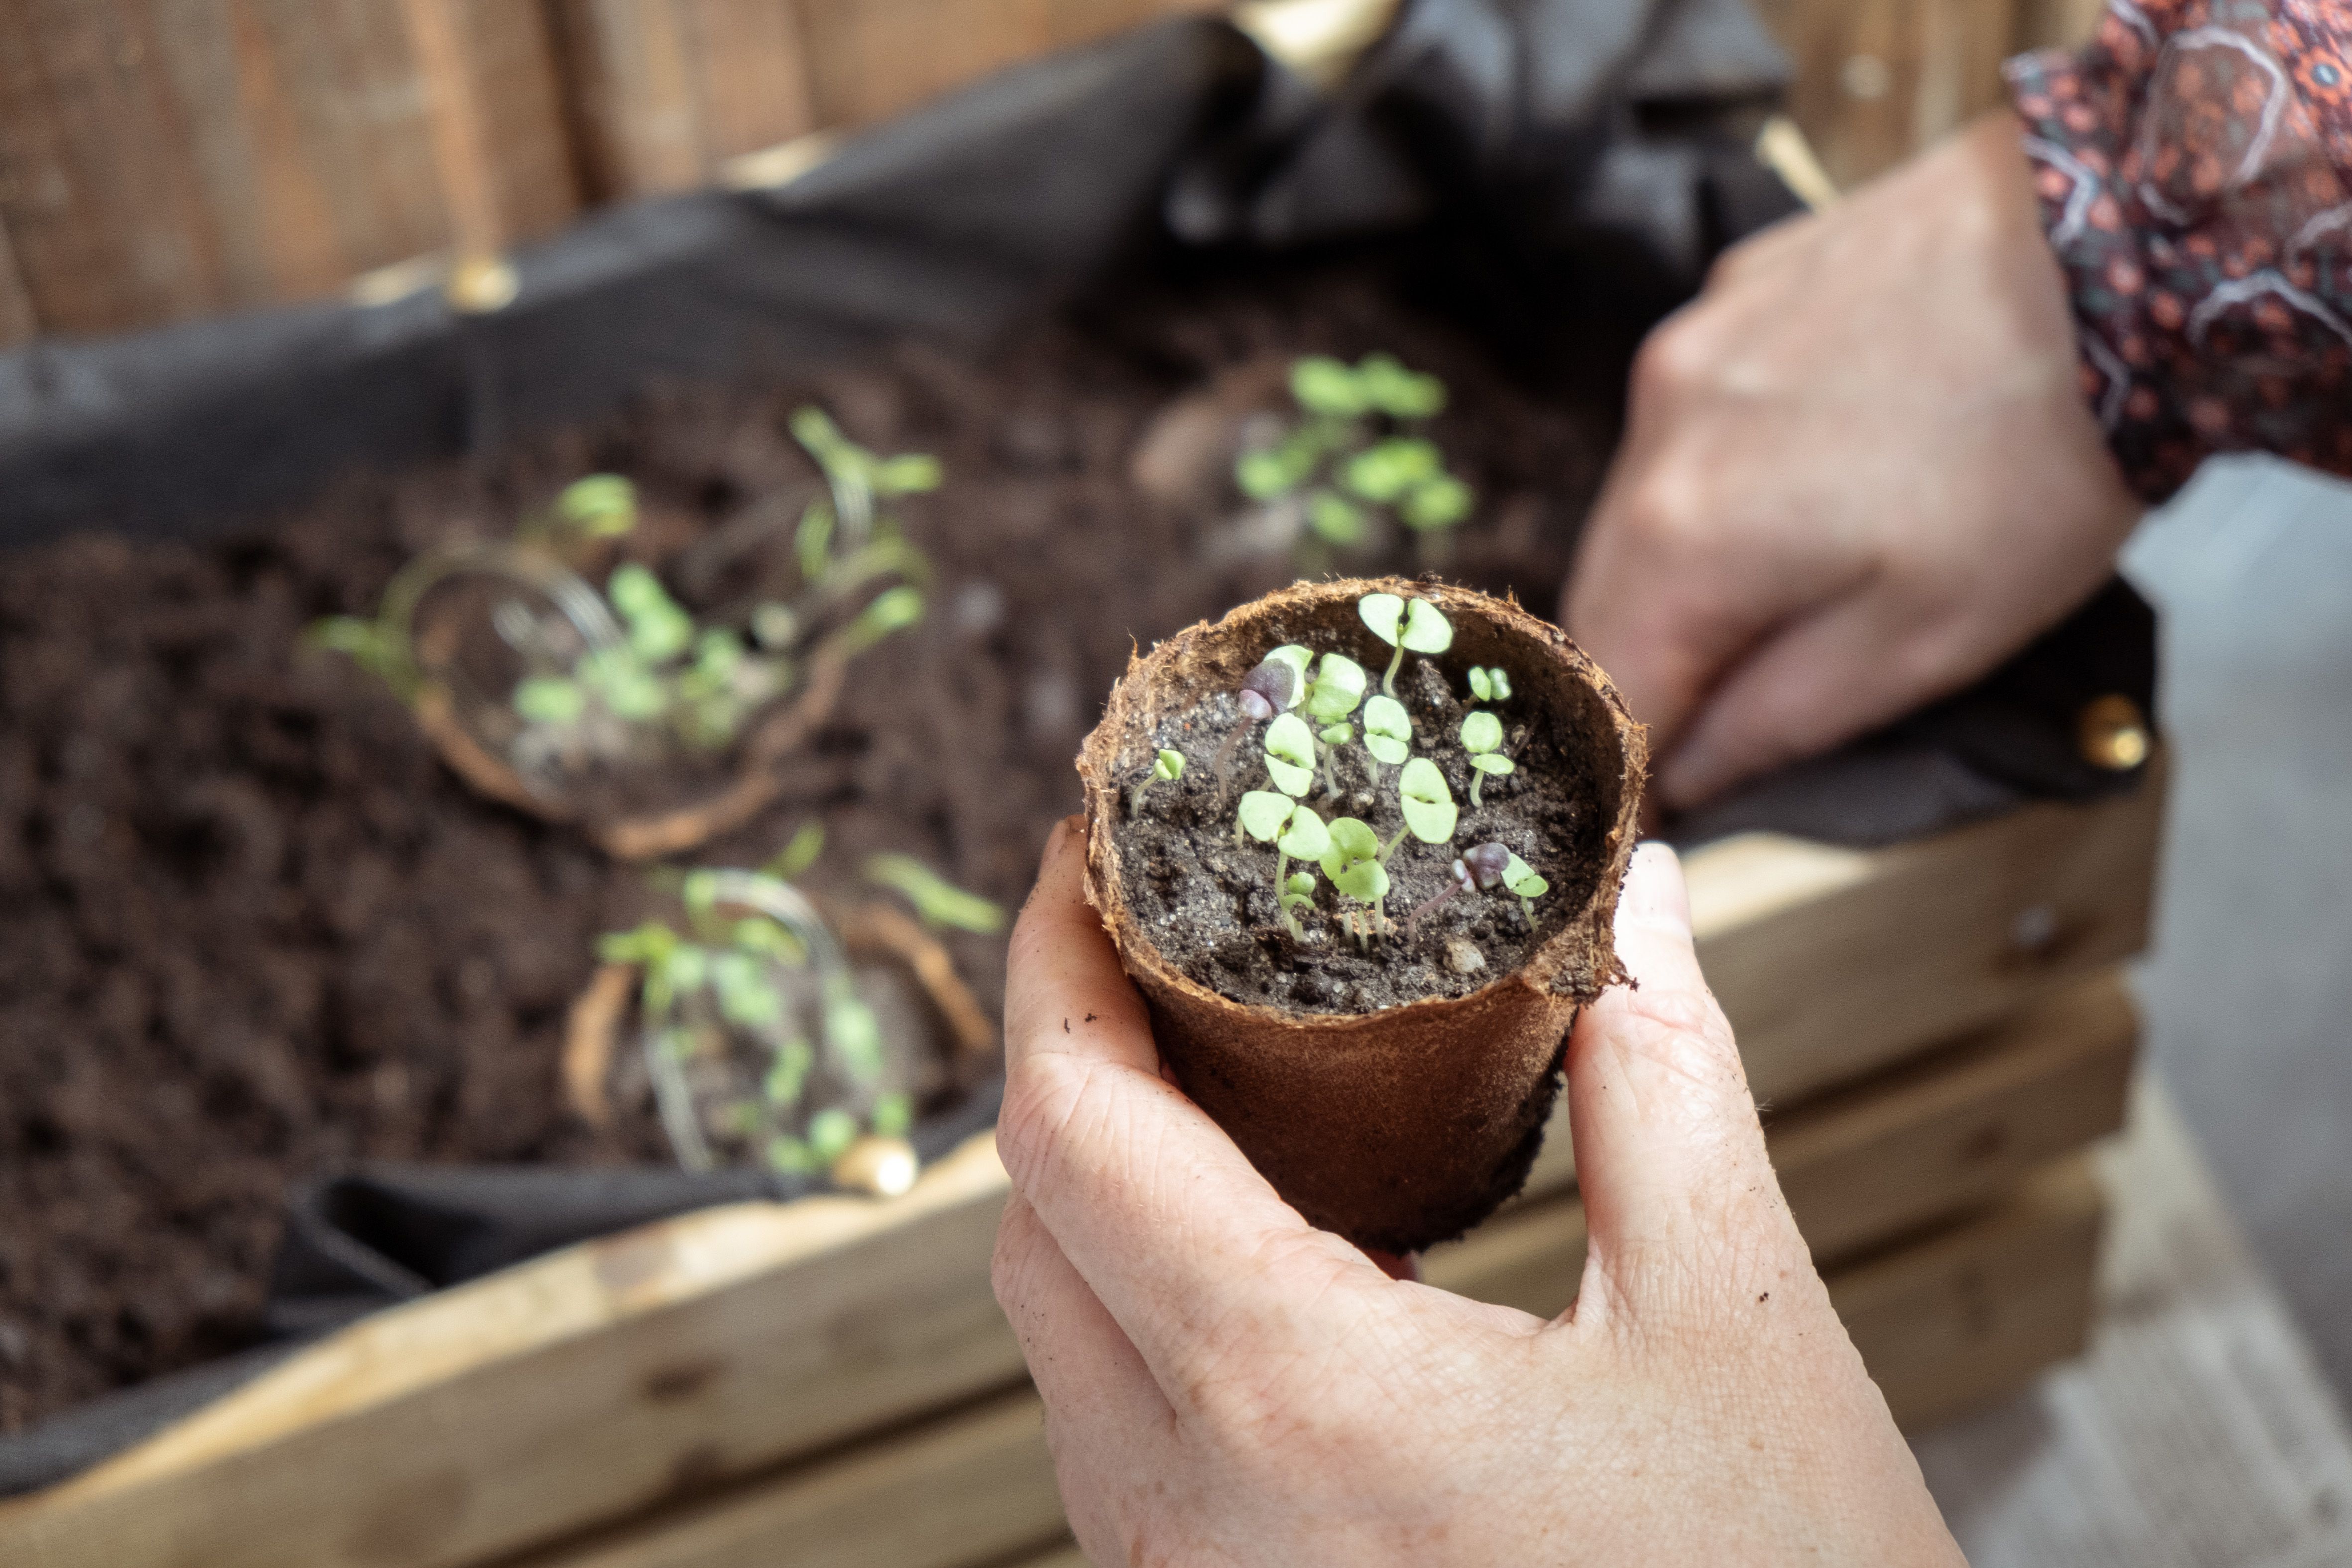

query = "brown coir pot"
[[1077, 578, 1646, 1253]]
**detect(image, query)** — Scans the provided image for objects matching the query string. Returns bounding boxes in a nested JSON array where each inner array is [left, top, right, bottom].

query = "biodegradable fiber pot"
[[1078, 578, 1646, 1252]]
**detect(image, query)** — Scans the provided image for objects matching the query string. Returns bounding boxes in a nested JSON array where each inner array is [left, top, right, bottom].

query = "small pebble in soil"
[[1442, 938, 1487, 977]]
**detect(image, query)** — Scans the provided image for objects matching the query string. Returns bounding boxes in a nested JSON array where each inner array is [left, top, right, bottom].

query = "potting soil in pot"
[[0, 262, 1606, 1432], [1113, 650, 1608, 1014]]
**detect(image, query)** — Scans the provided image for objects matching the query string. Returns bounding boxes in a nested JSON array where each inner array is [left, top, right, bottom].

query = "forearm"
[[2007, 1, 2352, 498]]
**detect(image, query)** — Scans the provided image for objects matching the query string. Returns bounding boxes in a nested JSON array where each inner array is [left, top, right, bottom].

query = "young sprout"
[[1497, 852, 1549, 924], [552, 475, 638, 538], [1301, 653, 1366, 794], [1467, 666, 1512, 704], [513, 675, 587, 725], [1238, 792, 1330, 939], [1261, 711, 1319, 798], [1358, 593, 1454, 697], [1131, 748, 1186, 816], [1397, 756, 1460, 846], [1361, 694, 1412, 777], [609, 564, 696, 663], [863, 855, 1007, 934], [1213, 645, 1309, 798], [1404, 843, 1507, 942], [835, 586, 925, 656], [1231, 355, 1470, 562], [764, 819, 826, 881], [1460, 710, 1513, 807], [1318, 816, 1391, 944]]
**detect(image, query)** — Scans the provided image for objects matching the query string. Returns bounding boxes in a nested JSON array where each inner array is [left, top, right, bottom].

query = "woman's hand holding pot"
[[993, 822, 1964, 1565]]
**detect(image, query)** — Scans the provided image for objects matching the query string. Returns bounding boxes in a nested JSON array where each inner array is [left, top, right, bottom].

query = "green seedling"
[[1231, 354, 1472, 560], [1131, 748, 1186, 816], [1301, 653, 1366, 793], [1397, 756, 1459, 845], [1262, 712, 1319, 798], [764, 819, 826, 881], [864, 854, 1007, 934], [605, 866, 915, 1178], [1460, 710, 1514, 807], [1403, 842, 1552, 939], [1467, 666, 1512, 704], [552, 474, 638, 538], [1212, 646, 1309, 798], [792, 407, 943, 562], [1361, 694, 1412, 775], [1238, 792, 1330, 939], [1318, 816, 1394, 944], [1359, 593, 1454, 697], [609, 564, 696, 664]]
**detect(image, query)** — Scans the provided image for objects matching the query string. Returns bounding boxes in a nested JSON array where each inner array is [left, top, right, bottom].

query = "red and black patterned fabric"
[[2007, 1, 2352, 499]]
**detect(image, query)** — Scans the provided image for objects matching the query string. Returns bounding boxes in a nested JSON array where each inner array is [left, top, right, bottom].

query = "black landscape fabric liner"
[[0, 0, 2154, 1495]]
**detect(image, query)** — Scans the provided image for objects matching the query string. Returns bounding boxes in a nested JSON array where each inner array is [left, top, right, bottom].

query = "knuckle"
[[1631, 311, 1712, 400]]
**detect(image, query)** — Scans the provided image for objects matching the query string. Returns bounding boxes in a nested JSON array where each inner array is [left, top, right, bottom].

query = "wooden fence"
[[0, 0, 1223, 343], [0, 0, 2110, 345]]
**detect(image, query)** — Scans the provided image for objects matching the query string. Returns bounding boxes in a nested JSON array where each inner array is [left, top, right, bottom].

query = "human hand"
[[992, 821, 1962, 1566], [1567, 112, 2143, 809]]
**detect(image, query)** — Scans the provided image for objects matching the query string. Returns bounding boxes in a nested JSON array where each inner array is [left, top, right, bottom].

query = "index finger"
[[996, 817, 1376, 1387]]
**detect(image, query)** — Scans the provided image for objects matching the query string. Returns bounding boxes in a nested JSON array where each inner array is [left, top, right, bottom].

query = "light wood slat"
[[516, 1158, 2106, 1568], [1689, 763, 2161, 1108], [0, 783, 2153, 1568], [1515, 965, 2137, 1237], [1770, 974, 2133, 1264]]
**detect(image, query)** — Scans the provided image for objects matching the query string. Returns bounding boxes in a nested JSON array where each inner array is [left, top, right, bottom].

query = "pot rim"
[[1078, 574, 1646, 1035]]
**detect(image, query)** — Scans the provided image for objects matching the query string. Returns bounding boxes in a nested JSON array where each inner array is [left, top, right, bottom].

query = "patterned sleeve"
[[2005, 1, 2352, 500]]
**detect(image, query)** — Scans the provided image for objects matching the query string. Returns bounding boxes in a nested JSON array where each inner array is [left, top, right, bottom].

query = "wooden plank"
[[1747, 0, 2024, 189], [551, 0, 821, 201], [1770, 974, 2133, 1264], [1514, 966, 2138, 1243], [792, 0, 1226, 132], [1424, 1157, 2108, 1430], [0, 0, 575, 337], [1690, 764, 2160, 1107], [512, 1159, 2105, 1568], [0, 785, 2154, 1568], [535, 1391, 1064, 1568]]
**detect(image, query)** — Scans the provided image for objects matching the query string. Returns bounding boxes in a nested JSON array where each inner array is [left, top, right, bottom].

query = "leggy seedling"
[[1211, 645, 1309, 799], [1233, 354, 1475, 563], [1319, 817, 1391, 944], [598, 867, 909, 1179], [1404, 841, 1551, 939], [1460, 711, 1514, 807], [1131, 748, 1186, 817], [1300, 653, 1366, 793], [1359, 593, 1454, 698], [1238, 791, 1330, 939]]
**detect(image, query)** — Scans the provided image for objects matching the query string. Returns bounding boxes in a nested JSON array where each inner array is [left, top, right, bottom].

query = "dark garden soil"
[[1111, 652, 1602, 1014], [0, 260, 1608, 1432]]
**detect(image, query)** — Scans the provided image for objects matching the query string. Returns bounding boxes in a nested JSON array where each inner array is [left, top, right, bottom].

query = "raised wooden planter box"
[[0, 774, 2159, 1568]]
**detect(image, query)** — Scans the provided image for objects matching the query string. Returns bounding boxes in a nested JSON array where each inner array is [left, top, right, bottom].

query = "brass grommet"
[[2078, 694, 2150, 771]]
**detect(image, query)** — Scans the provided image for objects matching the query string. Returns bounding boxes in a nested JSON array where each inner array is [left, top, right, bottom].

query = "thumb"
[[1566, 844, 1807, 1322]]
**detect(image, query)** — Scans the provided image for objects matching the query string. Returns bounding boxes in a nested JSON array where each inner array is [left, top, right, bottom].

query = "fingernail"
[[1619, 841, 1691, 928]]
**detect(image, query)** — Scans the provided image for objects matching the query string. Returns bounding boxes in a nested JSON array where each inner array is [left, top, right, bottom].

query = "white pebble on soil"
[[1442, 938, 1486, 976]]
